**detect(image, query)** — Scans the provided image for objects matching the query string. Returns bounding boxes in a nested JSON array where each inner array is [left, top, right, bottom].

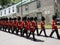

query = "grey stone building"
[[16, 0, 60, 24], [0, 0, 60, 24]]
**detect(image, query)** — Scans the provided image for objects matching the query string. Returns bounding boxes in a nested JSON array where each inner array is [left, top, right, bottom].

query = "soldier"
[[0, 18, 3, 30], [16, 17, 21, 35], [50, 15, 60, 39], [0, 18, 2, 30], [39, 16, 47, 37], [17, 17, 25, 36], [11, 18, 17, 34], [23, 17, 29, 38], [2, 18, 5, 31], [0, 18, 1, 30], [34, 17, 39, 35], [27, 17, 31, 32], [28, 17, 36, 41], [8, 18, 12, 33], [4, 18, 8, 32]]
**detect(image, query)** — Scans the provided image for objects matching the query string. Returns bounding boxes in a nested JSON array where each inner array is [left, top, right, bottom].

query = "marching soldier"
[[34, 17, 39, 35], [23, 17, 29, 38], [39, 16, 47, 37], [2, 18, 5, 31], [4, 18, 8, 32], [0, 18, 2, 30], [50, 15, 60, 39], [16, 17, 22, 35], [8, 18, 12, 33], [12, 18, 18, 34], [28, 17, 36, 41]]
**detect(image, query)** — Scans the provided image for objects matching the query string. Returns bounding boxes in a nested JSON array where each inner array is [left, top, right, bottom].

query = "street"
[[0, 29, 60, 45]]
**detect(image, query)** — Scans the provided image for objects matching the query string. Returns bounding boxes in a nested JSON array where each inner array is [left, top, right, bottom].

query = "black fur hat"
[[27, 17, 30, 20], [23, 17, 27, 21], [41, 16, 45, 21], [14, 18, 17, 20], [34, 17, 37, 21], [5, 18, 8, 20], [18, 17, 21, 20], [9, 18, 11, 20], [30, 17, 33, 21], [52, 15, 57, 20]]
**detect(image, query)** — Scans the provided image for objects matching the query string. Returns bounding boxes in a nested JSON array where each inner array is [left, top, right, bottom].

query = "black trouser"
[[20, 28, 23, 36], [50, 30, 60, 38], [8, 27, 12, 33], [35, 28, 39, 35], [29, 31, 35, 40], [4, 26, 7, 32], [16, 28, 19, 35], [2, 26, 5, 31], [23, 30, 28, 37], [40, 29, 47, 36], [12, 27, 16, 34], [0, 26, 2, 30]]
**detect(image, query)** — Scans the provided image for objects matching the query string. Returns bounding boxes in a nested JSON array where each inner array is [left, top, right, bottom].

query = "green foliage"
[[11, 0, 21, 3], [0, 0, 11, 6]]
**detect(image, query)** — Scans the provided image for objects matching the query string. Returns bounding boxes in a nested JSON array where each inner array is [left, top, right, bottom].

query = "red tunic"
[[13, 21, 18, 28], [18, 21, 24, 29], [51, 20, 58, 30], [35, 21, 38, 28], [8, 21, 13, 27], [30, 21, 35, 32], [2, 21, 5, 26], [24, 21, 31, 30], [40, 21, 45, 30], [27, 21, 31, 30], [6, 21, 9, 26]]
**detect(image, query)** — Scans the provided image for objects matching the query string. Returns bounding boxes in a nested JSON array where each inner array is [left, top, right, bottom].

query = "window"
[[17, 7, 19, 13], [36, 1, 41, 8], [4, 10, 6, 14], [9, 8, 10, 13], [0, 12, 1, 15], [25, 5, 29, 11], [54, 0, 57, 3], [1, 12, 2, 16], [37, 12, 42, 22], [12, 7, 14, 12]]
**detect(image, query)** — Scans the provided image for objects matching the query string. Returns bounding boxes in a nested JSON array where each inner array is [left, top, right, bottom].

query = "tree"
[[0, 0, 11, 7]]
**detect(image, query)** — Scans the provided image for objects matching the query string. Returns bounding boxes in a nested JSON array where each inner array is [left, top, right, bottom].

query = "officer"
[[50, 15, 60, 39], [39, 16, 47, 37]]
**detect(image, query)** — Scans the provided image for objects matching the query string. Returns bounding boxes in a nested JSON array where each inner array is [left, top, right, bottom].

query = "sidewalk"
[[0, 29, 60, 45]]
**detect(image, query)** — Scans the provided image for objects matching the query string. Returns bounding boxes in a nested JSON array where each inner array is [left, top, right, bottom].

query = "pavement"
[[0, 29, 60, 45]]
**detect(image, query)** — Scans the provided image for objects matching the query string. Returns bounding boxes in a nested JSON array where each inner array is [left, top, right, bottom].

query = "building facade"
[[17, 0, 56, 24], [0, 0, 60, 24]]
